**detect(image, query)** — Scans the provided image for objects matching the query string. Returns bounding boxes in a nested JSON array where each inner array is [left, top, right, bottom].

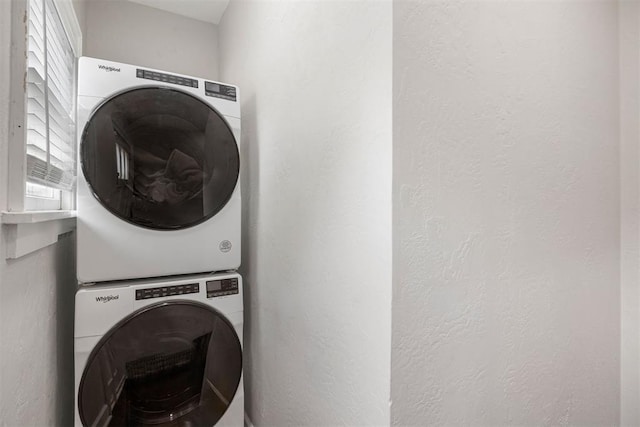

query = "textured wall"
[[392, 1, 620, 425], [0, 2, 77, 426], [620, 1, 640, 425], [84, 0, 219, 79], [0, 235, 76, 427], [218, 1, 392, 425]]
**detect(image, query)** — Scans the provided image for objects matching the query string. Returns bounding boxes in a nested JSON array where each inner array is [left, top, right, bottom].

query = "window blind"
[[26, 0, 75, 191]]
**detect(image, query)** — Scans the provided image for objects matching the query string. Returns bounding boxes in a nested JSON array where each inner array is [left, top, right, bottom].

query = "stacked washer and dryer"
[[74, 57, 244, 427]]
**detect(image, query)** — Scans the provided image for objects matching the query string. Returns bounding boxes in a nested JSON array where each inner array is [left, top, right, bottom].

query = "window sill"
[[2, 210, 77, 259]]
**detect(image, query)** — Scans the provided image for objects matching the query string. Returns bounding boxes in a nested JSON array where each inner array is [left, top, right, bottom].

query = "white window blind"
[[26, 0, 75, 191]]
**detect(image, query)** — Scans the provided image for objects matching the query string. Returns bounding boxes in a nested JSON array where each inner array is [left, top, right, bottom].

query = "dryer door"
[[81, 87, 240, 230], [78, 301, 242, 427]]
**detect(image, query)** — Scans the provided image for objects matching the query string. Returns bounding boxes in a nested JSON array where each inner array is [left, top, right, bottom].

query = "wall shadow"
[[55, 231, 76, 426], [238, 92, 259, 424]]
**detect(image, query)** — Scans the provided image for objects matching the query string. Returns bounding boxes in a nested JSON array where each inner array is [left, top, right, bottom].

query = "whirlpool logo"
[[95, 295, 119, 303], [98, 64, 121, 72]]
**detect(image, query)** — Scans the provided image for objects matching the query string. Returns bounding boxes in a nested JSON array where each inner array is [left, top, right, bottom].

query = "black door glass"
[[81, 87, 240, 230], [78, 301, 242, 427]]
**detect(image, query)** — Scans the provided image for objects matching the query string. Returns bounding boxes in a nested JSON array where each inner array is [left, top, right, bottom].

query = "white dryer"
[[74, 272, 244, 426], [77, 57, 241, 283]]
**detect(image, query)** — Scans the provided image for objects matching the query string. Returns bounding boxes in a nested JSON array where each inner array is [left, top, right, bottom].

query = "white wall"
[[392, 1, 621, 425], [72, 0, 86, 51], [0, 0, 10, 212], [84, 0, 219, 79], [0, 236, 76, 426], [0, 2, 77, 426], [218, 1, 392, 425], [620, 1, 640, 425]]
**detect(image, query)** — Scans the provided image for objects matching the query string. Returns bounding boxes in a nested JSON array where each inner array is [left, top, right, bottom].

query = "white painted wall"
[[72, 0, 86, 51], [392, 1, 621, 425], [218, 1, 392, 425], [84, 0, 219, 79], [0, 2, 77, 426], [0, 235, 76, 426], [0, 0, 10, 213], [620, 1, 640, 425]]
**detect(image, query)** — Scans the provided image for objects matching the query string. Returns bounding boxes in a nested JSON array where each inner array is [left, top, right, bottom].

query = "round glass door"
[[78, 301, 242, 427], [81, 87, 240, 230]]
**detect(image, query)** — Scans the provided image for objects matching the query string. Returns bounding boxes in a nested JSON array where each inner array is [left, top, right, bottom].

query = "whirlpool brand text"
[[98, 65, 121, 72], [95, 295, 119, 303]]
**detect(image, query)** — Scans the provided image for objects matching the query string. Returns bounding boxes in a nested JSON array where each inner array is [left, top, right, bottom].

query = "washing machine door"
[[78, 301, 242, 427], [81, 87, 240, 230]]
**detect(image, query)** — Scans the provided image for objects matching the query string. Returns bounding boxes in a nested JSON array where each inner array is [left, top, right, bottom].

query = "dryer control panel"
[[207, 278, 239, 298], [136, 68, 199, 88]]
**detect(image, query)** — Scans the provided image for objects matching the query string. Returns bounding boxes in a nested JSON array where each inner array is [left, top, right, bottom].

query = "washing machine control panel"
[[207, 278, 239, 298], [135, 283, 200, 300]]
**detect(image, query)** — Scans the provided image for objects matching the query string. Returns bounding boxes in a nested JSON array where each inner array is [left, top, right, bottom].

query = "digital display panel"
[[205, 82, 221, 93], [207, 280, 222, 292]]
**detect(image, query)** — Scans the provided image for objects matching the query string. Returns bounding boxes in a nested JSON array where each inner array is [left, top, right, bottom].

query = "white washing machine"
[[74, 271, 244, 426], [77, 57, 241, 283]]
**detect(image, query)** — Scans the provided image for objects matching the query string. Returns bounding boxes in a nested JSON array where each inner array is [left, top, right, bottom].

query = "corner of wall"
[[620, 2, 640, 425]]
